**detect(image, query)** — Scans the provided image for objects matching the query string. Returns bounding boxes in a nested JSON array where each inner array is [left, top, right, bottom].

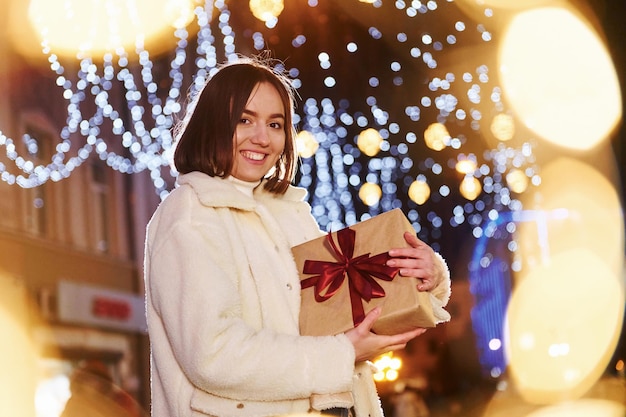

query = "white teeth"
[[241, 151, 265, 161]]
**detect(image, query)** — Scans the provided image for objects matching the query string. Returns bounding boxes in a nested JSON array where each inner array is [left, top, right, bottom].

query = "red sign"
[[92, 296, 132, 321]]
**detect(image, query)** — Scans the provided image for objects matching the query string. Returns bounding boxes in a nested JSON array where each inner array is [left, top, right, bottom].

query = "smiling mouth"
[[241, 150, 266, 161]]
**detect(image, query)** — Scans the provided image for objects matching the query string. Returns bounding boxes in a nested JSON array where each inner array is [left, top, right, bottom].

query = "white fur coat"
[[144, 172, 450, 417]]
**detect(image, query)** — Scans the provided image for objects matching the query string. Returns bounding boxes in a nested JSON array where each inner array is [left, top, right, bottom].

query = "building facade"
[[0, 18, 159, 417]]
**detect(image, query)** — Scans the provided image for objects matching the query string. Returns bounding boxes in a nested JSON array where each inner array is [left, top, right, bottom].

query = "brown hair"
[[173, 55, 297, 194]]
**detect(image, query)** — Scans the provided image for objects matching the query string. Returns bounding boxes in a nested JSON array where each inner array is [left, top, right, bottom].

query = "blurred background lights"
[[505, 168, 529, 194], [295, 130, 319, 158], [455, 155, 477, 175], [358, 182, 382, 207], [490, 113, 515, 141], [423, 123, 449, 151], [507, 156, 624, 405], [357, 128, 383, 157], [518, 157, 624, 275], [524, 399, 625, 417], [505, 249, 624, 404], [26, 0, 197, 56], [408, 178, 430, 205], [498, 6, 622, 150], [459, 176, 481, 200], [249, 0, 284, 23], [0, 274, 39, 416], [373, 352, 403, 382]]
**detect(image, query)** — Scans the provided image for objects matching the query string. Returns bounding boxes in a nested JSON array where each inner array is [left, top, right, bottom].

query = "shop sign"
[[57, 280, 147, 333]]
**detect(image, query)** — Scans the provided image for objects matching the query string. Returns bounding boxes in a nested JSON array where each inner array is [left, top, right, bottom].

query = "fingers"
[[346, 322, 428, 362], [402, 231, 425, 248], [387, 232, 438, 286], [356, 307, 382, 333]]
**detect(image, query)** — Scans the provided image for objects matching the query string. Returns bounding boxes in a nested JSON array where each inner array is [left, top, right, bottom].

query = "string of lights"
[[0, 0, 538, 244]]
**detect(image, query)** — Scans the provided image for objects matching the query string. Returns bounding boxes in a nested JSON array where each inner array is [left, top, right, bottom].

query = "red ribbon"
[[300, 227, 400, 327]]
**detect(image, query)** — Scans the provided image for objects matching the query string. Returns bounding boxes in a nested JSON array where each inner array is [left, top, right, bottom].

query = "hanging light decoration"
[[455, 154, 477, 175], [27, 0, 197, 57], [357, 128, 383, 157], [372, 352, 402, 382], [490, 113, 515, 142], [0, 0, 543, 242], [295, 130, 319, 158], [423, 122, 449, 151], [459, 175, 481, 200], [359, 182, 382, 207], [249, 0, 284, 23], [506, 168, 529, 194], [408, 177, 430, 205]]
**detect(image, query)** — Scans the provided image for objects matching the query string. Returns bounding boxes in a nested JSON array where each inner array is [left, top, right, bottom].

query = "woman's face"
[[231, 82, 286, 182]]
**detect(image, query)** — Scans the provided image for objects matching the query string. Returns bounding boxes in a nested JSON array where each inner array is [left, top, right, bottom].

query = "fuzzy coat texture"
[[144, 172, 451, 417]]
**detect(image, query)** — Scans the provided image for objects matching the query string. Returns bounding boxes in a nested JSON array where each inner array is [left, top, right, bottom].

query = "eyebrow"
[[242, 109, 285, 120]]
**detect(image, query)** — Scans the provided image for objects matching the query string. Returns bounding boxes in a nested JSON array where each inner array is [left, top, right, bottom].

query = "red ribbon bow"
[[300, 227, 400, 327]]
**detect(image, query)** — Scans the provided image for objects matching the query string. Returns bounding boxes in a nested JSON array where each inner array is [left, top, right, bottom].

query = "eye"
[[269, 121, 283, 129], [239, 117, 251, 124]]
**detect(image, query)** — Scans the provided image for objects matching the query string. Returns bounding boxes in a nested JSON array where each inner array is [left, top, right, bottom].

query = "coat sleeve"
[[145, 196, 355, 402]]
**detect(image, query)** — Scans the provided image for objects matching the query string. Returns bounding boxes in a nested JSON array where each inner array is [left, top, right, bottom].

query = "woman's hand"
[[345, 307, 427, 362], [386, 232, 443, 291]]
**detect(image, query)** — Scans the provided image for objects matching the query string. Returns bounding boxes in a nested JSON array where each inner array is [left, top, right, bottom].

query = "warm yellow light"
[[518, 157, 624, 275], [408, 179, 430, 205], [27, 0, 197, 57], [490, 113, 515, 141], [249, 0, 284, 22], [385, 369, 399, 381], [457, 0, 558, 10], [372, 352, 402, 382], [455, 157, 477, 175], [459, 176, 481, 200], [295, 130, 319, 158], [357, 128, 383, 157], [506, 250, 624, 404], [0, 274, 39, 416], [524, 399, 625, 417], [498, 7, 622, 150], [373, 371, 385, 382], [358, 182, 382, 207], [389, 357, 402, 370], [423, 123, 449, 151], [506, 168, 529, 194], [374, 352, 394, 370], [511, 157, 625, 405]]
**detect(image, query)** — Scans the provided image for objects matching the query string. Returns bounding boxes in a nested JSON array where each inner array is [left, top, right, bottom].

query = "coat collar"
[[176, 171, 308, 210]]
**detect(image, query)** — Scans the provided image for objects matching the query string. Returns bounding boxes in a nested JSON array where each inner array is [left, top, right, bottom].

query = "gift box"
[[293, 208, 449, 336]]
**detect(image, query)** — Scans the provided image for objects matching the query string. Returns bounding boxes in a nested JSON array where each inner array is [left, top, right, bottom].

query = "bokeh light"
[[358, 182, 382, 207], [498, 6, 622, 150], [26, 0, 197, 57], [505, 249, 624, 404], [249, 0, 284, 23], [507, 157, 624, 404], [524, 399, 626, 417], [357, 128, 383, 157], [0, 273, 39, 416], [295, 130, 319, 159], [459, 176, 481, 201], [408, 178, 430, 205]]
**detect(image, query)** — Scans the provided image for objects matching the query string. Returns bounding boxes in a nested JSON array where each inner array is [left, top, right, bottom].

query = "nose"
[[250, 124, 270, 146]]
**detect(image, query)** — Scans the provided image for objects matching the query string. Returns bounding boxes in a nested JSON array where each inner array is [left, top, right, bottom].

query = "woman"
[[144, 56, 451, 417]]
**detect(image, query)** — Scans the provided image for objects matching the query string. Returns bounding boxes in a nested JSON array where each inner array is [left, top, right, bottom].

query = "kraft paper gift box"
[[293, 208, 449, 336]]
